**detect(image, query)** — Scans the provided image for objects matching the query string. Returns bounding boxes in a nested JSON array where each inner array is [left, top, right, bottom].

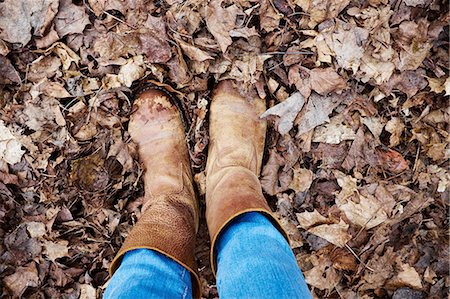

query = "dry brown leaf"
[[331, 21, 369, 73], [308, 219, 352, 247], [376, 148, 409, 174], [309, 68, 347, 96], [381, 69, 428, 98], [296, 210, 328, 229], [385, 117, 405, 147], [289, 166, 313, 193], [0, 121, 25, 165], [295, 92, 347, 135], [388, 262, 422, 290], [30, 79, 71, 99], [54, 0, 90, 37], [0, 0, 58, 45], [79, 284, 97, 299], [260, 0, 282, 32], [426, 77, 446, 94], [118, 55, 146, 87], [206, 0, 239, 53], [178, 39, 213, 62], [308, 0, 350, 28], [312, 115, 356, 144], [445, 77, 450, 96], [362, 116, 386, 142], [359, 54, 395, 85], [304, 253, 341, 291], [260, 92, 305, 135], [0, 56, 21, 84], [229, 27, 260, 39], [361, 247, 396, 290], [28, 55, 62, 82], [26, 222, 46, 238], [46, 42, 81, 70], [4, 262, 39, 297], [260, 150, 289, 196], [44, 240, 69, 262]]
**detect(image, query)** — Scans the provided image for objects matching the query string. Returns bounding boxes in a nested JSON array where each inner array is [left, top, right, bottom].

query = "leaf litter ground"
[[0, 0, 448, 298]]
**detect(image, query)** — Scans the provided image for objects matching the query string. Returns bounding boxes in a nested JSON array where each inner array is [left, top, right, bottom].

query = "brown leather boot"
[[205, 80, 289, 274], [109, 88, 201, 297]]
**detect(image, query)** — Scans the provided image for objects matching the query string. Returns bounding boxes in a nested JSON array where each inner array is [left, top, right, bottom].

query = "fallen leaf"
[[359, 54, 395, 85], [178, 39, 213, 62], [390, 263, 423, 289], [0, 0, 58, 45], [117, 55, 146, 87], [26, 222, 47, 238], [331, 21, 369, 73], [376, 148, 409, 173], [308, 0, 350, 28], [47, 42, 81, 70], [28, 55, 62, 82], [362, 116, 386, 142], [0, 56, 21, 84], [289, 166, 313, 193], [206, 0, 239, 53], [4, 262, 39, 297], [229, 27, 260, 39], [260, 0, 282, 32], [54, 0, 90, 37], [0, 121, 25, 165], [295, 92, 348, 136], [308, 219, 352, 247], [296, 209, 328, 229], [79, 284, 97, 299], [381, 69, 428, 98], [304, 253, 341, 290], [426, 77, 446, 94], [260, 150, 290, 196], [445, 77, 450, 96], [30, 79, 71, 99], [44, 240, 69, 262], [260, 92, 305, 135], [312, 116, 356, 144], [385, 117, 405, 147], [309, 68, 347, 95]]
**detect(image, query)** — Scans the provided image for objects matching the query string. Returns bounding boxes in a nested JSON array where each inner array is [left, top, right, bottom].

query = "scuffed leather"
[[206, 80, 289, 275], [109, 89, 201, 298]]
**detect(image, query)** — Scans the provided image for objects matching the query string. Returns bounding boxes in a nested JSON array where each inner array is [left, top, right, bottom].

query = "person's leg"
[[108, 87, 200, 297], [215, 212, 311, 298], [205, 81, 313, 298], [104, 249, 192, 299]]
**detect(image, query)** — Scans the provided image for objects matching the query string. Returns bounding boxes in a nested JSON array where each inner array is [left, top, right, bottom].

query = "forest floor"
[[0, 0, 449, 298]]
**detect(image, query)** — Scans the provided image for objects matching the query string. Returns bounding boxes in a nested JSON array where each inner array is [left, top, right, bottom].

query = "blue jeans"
[[105, 212, 312, 298]]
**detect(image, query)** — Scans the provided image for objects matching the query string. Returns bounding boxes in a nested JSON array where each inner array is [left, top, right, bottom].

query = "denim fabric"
[[105, 212, 312, 299], [104, 249, 192, 299], [215, 212, 312, 298]]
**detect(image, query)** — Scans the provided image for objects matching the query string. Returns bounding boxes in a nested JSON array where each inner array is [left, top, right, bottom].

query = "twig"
[[345, 243, 375, 272], [261, 51, 314, 55]]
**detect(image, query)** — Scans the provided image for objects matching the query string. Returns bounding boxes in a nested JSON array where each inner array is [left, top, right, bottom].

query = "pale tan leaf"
[[309, 68, 347, 95], [55, 0, 90, 37], [289, 166, 313, 193], [308, 219, 352, 247], [44, 240, 69, 262], [118, 55, 146, 87], [261, 92, 305, 135], [206, 0, 239, 53], [385, 117, 405, 147], [0, 0, 58, 45], [0, 120, 25, 165], [296, 210, 328, 229]]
